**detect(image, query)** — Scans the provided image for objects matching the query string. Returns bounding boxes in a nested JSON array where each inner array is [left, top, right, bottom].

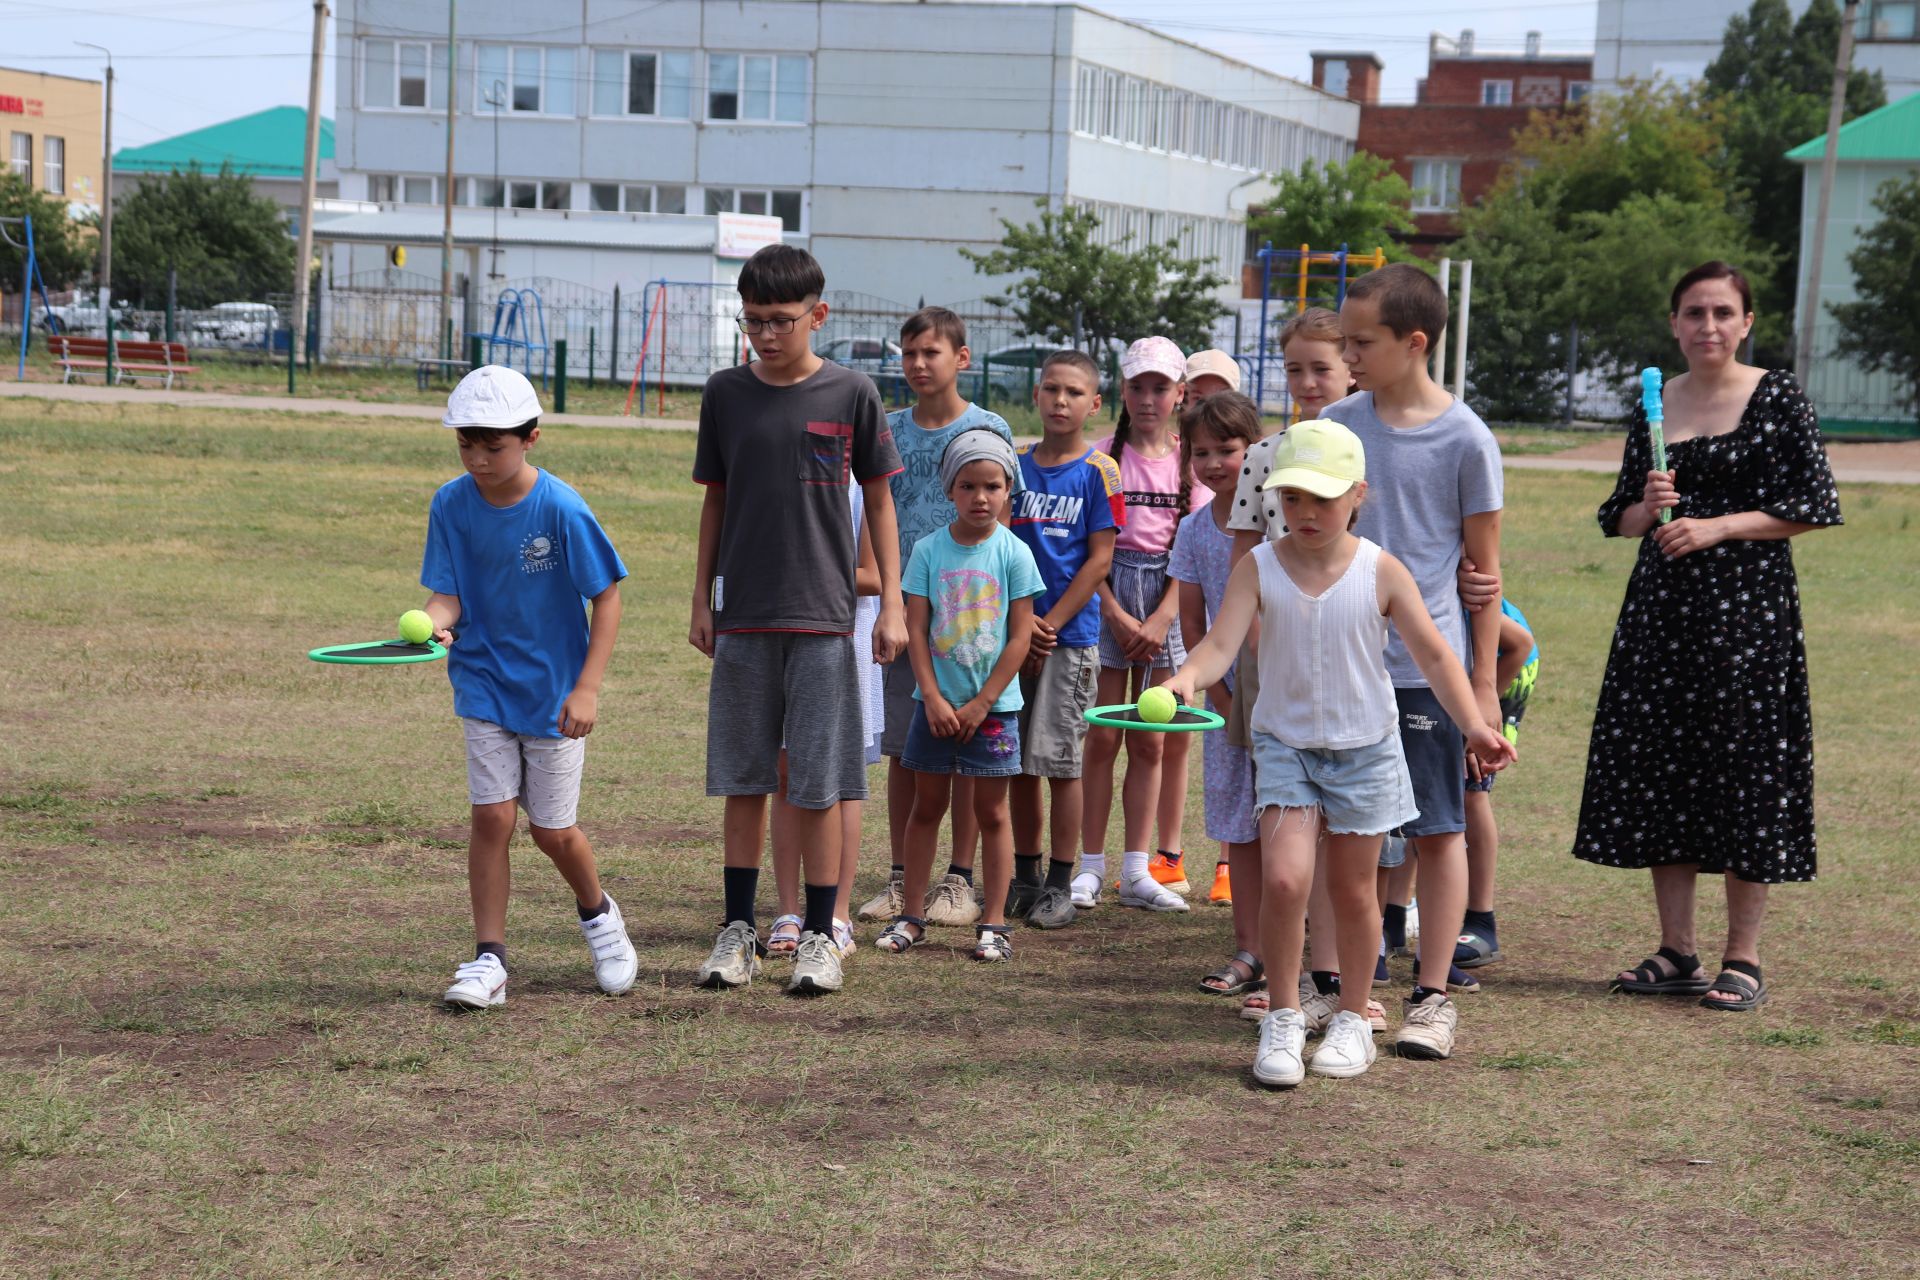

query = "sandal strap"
[[1711, 963, 1761, 990], [1231, 950, 1263, 976], [1720, 959, 1762, 984], [1653, 946, 1702, 975]]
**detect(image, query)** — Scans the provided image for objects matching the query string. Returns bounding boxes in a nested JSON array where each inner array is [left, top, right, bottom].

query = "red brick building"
[[1310, 32, 1592, 256]]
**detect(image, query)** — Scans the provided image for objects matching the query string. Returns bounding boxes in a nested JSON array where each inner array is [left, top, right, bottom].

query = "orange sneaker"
[[1207, 861, 1232, 905], [1148, 851, 1191, 896]]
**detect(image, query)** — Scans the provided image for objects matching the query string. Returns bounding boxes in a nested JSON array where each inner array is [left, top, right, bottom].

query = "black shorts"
[[1391, 686, 1466, 837]]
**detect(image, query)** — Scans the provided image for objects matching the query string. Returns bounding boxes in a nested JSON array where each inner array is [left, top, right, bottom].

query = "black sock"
[[945, 863, 973, 885], [723, 866, 759, 930], [1465, 908, 1497, 933], [476, 942, 506, 966], [1014, 855, 1042, 886], [801, 882, 837, 938], [576, 894, 609, 921], [1383, 903, 1408, 950], [1411, 984, 1447, 1004], [1158, 847, 1183, 867], [1311, 970, 1341, 996], [1045, 858, 1076, 891]]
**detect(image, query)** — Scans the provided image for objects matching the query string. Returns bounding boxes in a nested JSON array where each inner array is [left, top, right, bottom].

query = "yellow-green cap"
[[1260, 419, 1366, 498]]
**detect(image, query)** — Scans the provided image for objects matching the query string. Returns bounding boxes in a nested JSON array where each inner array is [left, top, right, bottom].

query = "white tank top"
[[1250, 537, 1398, 750]]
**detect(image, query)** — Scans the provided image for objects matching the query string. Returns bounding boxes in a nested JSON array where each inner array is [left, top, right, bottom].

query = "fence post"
[[468, 332, 483, 371], [554, 338, 568, 414], [1563, 322, 1579, 425], [165, 266, 176, 344], [587, 327, 596, 388], [609, 285, 620, 386], [1025, 357, 1033, 404], [1108, 349, 1120, 420], [105, 311, 115, 385], [286, 324, 295, 394]]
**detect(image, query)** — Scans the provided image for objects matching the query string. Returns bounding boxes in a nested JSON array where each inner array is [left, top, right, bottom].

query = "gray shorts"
[[880, 655, 916, 759], [1097, 548, 1187, 671], [1017, 645, 1099, 779], [708, 631, 869, 809], [461, 718, 586, 829]]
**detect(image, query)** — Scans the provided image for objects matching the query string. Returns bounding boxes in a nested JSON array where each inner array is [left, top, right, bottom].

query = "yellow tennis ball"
[[398, 609, 434, 644], [1138, 687, 1177, 723]]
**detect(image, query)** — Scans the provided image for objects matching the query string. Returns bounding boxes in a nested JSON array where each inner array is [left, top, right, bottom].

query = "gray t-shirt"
[[1322, 391, 1503, 687], [693, 360, 902, 634]]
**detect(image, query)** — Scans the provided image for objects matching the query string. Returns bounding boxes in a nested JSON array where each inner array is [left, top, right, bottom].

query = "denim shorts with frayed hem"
[[1251, 730, 1417, 837]]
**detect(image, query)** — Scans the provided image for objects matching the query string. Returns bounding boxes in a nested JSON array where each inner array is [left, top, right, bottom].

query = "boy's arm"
[[1462, 509, 1503, 731], [1380, 555, 1515, 771], [423, 591, 462, 645], [560, 582, 622, 739], [1164, 554, 1258, 706], [1042, 527, 1115, 636], [856, 518, 881, 597], [959, 596, 1035, 743], [689, 484, 725, 657], [861, 477, 907, 662], [1494, 613, 1533, 694]]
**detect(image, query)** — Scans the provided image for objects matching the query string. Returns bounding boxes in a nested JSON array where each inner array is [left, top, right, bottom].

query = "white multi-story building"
[[1593, 0, 1920, 95], [330, 0, 1357, 305]]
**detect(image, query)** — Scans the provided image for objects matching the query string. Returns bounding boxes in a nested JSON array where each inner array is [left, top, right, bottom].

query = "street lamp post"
[[75, 42, 112, 311]]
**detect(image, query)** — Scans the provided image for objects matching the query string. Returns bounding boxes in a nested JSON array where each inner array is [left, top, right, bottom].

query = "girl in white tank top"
[[1162, 420, 1514, 1087]]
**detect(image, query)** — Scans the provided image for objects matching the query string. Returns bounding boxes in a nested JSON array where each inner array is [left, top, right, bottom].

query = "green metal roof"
[[1786, 92, 1920, 163], [112, 106, 333, 179]]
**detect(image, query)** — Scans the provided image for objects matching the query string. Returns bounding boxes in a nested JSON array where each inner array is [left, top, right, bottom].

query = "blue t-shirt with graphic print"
[[886, 402, 1021, 564], [420, 468, 627, 738]]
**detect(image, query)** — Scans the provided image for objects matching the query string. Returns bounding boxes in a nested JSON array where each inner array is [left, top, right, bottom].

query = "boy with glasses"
[[688, 245, 907, 994]]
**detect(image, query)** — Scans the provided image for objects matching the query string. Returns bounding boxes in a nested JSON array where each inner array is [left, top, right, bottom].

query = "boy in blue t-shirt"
[[858, 307, 1021, 929], [417, 366, 633, 1010], [874, 430, 1045, 963], [1006, 350, 1121, 930]]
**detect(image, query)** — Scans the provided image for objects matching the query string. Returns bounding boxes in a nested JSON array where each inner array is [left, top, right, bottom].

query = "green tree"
[[1245, 153, 1415, 261], [961, 201, 1229, 354], [1449, 185, 1572, 422], [1705, 0, 1886, 333], [1831, 174, 1920, 415], [111, 163, 296, 309], [0, 169, 95, 293]]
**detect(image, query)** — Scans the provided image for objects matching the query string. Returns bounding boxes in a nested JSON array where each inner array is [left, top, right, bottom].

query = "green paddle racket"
[[308, 638, 447, 665], [1083, 703, 1224, 732]]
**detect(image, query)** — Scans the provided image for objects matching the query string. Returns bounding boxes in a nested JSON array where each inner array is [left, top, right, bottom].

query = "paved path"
[[6, 381, 1916, 484]]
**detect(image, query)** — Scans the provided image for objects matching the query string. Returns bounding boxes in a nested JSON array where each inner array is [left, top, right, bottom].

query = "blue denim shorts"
[[902, 702, 1025, 778], [1250, 730, 1418, 837]]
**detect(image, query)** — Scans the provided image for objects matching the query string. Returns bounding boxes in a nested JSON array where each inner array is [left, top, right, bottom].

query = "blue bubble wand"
[[1641, 366, 1671, 525]]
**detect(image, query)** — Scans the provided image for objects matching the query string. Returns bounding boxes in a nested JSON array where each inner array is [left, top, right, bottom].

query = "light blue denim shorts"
[[1250, 730, 1419, 837]]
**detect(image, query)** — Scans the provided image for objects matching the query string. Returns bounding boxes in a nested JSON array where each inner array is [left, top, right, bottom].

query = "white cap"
[[442, 364, 542, 428], [1184, 349, 1242, 392]]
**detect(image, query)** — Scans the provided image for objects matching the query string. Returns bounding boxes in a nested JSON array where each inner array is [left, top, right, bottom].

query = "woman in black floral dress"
[[1574, 262, 1842, 1011]]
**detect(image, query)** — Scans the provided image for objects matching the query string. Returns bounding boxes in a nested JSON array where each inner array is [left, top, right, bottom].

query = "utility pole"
[[75, 43, 112, 311], [1797, 0, 1861, 384], [292, 2, 330, 369], [439, 1, 457, 360]]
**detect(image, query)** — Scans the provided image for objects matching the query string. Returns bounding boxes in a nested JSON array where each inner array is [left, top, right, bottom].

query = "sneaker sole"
[[788, 975, 841, 994], [1252, 1063, 1305, 1088], [1027, 914, 1076, 930], [1117, 891, 1189, 913], [1308, 1056, 1375, 1079], [697, 963, 758, 990], [1392, 1038, 1452, 1060], [597, 971, 637, 996], [443, 990, 504, 1010], [1454, 949, 1504, 970], [1152, 879, 1192, 895]]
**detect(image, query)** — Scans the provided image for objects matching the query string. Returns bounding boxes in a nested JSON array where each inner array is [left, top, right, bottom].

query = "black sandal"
[[1610, 946, 1711, 996], [874, 915, 927, 954], [1700, 960, 1767, 1012], [1199, 950, 1264, 996]]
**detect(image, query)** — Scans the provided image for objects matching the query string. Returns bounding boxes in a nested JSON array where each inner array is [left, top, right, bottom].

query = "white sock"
[[1122, 850, 1149, 882], [1079, 852, 1106, 879]]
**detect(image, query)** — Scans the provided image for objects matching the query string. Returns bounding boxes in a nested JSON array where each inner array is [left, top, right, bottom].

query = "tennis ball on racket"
[[1138, 687, 1177, 723], [398, 609, 434, 644]]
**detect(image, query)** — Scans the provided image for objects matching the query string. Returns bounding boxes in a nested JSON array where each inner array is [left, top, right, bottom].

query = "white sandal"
[[765, 914, 803, 956]]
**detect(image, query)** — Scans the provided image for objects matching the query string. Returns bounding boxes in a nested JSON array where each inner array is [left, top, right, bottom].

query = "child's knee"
[[1125, 731, 1164, 765], [472, 799, 517, 834]]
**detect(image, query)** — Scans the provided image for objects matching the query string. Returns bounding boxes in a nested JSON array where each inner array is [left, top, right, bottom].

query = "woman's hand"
[[1641, 468, 1680, 516], [1652, 516, 1726, 559]]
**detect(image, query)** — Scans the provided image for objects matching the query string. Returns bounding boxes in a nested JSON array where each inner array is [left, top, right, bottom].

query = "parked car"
[[190, 302, 281, 348], [974, 342, 1118, 401], [820, 336, 902, 371]]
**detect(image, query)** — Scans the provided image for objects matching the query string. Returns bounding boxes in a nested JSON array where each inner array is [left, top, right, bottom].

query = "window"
[[506, 180, 569, 210], [9, 132, 30, 181], [369, 174, 441, 204], [363, 40, 447, 110], [1858, 1, 1917, 38], [402, 176, 437, 205], [592, 48, 693, 117], [1481, 80, 1513, 106], [703, 187, 804, 232], [467, 177, 504, 207], [476, 44, 574, 115], [1409, 158, 1462, 212], [43, 135, 62, 194], [1566, 80, 1592, 104], [1075, 64, 1098, 134], [585, 182, 687, 214], [1323, 59, 1349, 97], [708, 54, 807, 122]]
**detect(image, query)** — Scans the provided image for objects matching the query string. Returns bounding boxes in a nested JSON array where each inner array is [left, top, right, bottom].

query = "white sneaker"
[[1253, 1007, 1308, 1088], [1392, 991, 1458, 1060], [1118, 874, 1190, 913], [1309, 1010, 1377, 1078], [579, 895, 638, 995], [923, 873, 982, 927], [1300, 987, 1338, 1035], [1069, 870, 1105, 910], [443, 954, 507, 1009], [856, 871, 904, 921], [696, 920, 761, 989], [789, 931, 844, 994]]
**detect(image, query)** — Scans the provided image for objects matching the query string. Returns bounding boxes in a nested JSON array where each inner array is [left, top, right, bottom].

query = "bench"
[[49, 335, 199, 389], [415, 358, 472, 391]]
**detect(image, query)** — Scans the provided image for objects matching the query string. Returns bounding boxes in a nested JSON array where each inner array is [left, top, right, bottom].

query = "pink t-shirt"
[[1096, 434, 1214, 554]]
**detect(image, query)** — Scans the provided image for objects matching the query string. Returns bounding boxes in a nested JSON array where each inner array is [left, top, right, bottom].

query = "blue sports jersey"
[[1010, 444, 1124, 648], [1500, 598, 1539, 668], [420, 469, 627, 738]]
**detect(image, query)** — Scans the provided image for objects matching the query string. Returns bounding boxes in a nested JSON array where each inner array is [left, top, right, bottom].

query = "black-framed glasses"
[[735, 313, 805, 335]]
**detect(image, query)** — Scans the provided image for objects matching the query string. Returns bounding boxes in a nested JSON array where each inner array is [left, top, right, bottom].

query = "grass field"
[[1, 396, 1915, 1279]]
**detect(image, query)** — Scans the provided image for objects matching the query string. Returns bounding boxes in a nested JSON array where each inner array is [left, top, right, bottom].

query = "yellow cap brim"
[[1262, 467, 1357, 499]]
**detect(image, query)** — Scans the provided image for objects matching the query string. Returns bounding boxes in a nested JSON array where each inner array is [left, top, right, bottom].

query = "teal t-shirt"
[[903, 524, 1045, 712]]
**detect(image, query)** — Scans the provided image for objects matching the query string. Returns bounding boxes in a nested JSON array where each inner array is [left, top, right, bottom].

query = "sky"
[[0, 0, 1601, 149]]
